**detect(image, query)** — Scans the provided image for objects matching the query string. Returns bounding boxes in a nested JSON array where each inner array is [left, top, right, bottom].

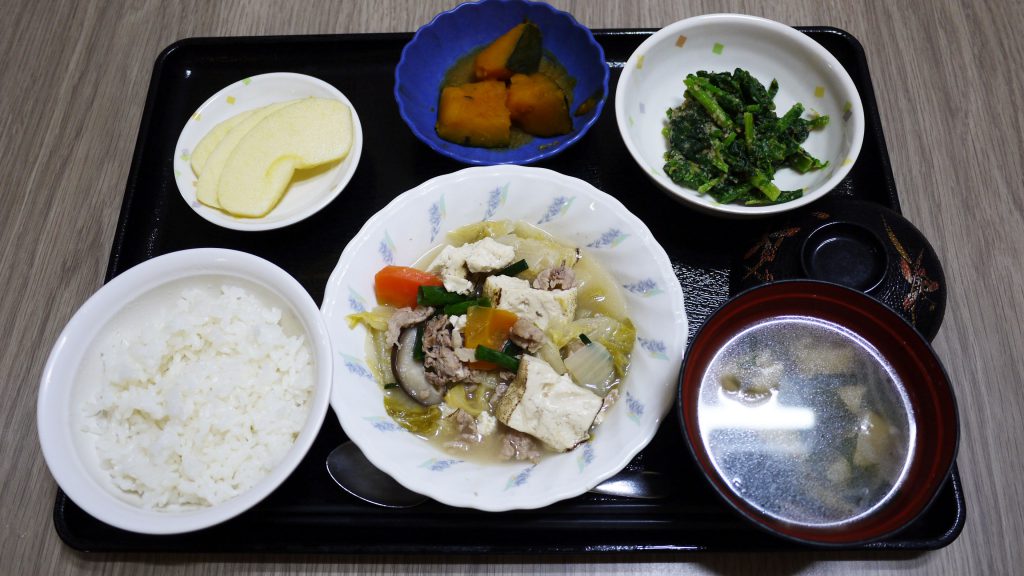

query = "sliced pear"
[[195, 100, 298, 208], [217, 98, 353, 218], [190, 108, 258, 175]]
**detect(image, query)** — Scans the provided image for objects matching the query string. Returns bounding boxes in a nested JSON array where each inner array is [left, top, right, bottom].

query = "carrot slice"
[[374, 266, 443, 308]]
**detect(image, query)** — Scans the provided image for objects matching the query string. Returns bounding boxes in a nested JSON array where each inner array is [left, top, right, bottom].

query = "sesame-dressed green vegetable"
[[663, 69, 830, 205]]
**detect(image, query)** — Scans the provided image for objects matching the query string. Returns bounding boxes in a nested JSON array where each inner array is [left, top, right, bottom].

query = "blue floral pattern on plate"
[[626, 391, 645, 424], [340, 353, 375, 380], [365, 416, 403, 432], [429, 195, 446, 242], [622, 278, 663, 297], [348, 287, 368, 312], [505, 465, 535, 490], [576, 441, 595, 472], [638, 336, 669, 360], [482, 183, 509, 220], [587, 228, 628, 249], [419, 458, 462, 472], [378, 231, 395, 265], [537, 195, 575, 224]]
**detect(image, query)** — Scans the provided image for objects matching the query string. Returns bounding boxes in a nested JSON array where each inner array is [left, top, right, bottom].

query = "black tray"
[[55, 28, 965, 554]]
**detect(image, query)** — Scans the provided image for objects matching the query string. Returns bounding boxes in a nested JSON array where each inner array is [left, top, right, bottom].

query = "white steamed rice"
[[83, 284, 313, 510]]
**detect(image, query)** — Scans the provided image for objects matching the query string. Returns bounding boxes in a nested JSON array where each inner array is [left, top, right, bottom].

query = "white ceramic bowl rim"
[[172, 72, 364, 231], [615, 13, 865, 217], [322, 165, 688, 511], [37, 248, 333, 534]]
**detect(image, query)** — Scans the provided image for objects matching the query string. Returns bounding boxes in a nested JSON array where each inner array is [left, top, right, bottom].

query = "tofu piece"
[[449, 314, 468, 332], [495, 355, 603, 452], [428, 245, 474, 294], [477, 411, 497, 436], [428, 238, 516, 295], [464, 237, 515, 273], [481, 274, 530, 299], [482, 275, 577, 330]]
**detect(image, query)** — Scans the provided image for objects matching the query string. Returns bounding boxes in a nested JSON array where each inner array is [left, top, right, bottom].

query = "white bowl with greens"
[[615, 13, 864, 217], [321, 166, 687, 511]]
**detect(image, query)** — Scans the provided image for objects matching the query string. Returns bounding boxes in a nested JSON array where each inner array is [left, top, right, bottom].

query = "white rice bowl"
[[83, 284, 314, 510], [38, 249, 332, 534], [322, 166, 687, 511]]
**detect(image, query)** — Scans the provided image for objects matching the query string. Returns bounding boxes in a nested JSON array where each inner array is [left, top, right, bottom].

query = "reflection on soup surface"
[[698, 317, 914, 526]]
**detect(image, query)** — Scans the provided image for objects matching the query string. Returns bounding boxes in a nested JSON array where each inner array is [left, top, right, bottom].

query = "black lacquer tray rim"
[[64, 27, 962, 555]]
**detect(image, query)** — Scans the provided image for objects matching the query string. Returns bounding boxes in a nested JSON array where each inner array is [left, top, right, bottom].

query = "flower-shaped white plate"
[[321, 165, 687, 511], [616, 14, 865, 217], [173, 72, 363, 231]]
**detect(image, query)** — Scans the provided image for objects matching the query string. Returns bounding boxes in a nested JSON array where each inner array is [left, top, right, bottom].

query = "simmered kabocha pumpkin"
[[436, 21, 574, 147], [507, 73, 572, 137], [435, 80, 511, 148], [473, 22, 543, 81]]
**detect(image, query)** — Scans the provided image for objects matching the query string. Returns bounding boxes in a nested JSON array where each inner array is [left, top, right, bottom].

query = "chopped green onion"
[[417, 285, 467, 307], [579, 333, 592, 345], [384, 382, 399, 389], [443, 297, 491, 316], [497, 259, 529, 277], [475, 345, 520, 371]]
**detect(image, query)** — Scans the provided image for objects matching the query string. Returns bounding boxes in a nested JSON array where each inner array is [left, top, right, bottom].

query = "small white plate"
[[173, 72, 363, 231]]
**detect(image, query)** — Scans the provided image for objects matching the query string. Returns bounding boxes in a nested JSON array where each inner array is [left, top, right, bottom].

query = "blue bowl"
[[394, 0, 609, 165]]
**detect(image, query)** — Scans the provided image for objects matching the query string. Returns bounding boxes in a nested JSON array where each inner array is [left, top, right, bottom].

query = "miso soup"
[[697, 317, 914, 526]]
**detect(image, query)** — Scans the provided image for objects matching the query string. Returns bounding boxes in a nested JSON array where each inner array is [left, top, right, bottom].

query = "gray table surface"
[[3, 1, 1022, 574]]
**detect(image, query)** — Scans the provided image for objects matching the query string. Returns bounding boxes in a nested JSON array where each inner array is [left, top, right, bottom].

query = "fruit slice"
[[436, 80, 511, 148], [190, 108, 258, 175], [473, 22, 542, 81], [507, 73, 572, 137], [217, 97, 353, 218], [195, 100, 297, 208]]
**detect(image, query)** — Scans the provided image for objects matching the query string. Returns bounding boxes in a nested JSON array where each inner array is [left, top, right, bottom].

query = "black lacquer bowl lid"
[[733, 198, 946, 340]]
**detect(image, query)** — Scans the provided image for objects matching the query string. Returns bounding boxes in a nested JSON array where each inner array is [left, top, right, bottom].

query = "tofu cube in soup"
[[428, 237, 516, 295], [482, 275, 577, 330], [495, 355, 603, 452]]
